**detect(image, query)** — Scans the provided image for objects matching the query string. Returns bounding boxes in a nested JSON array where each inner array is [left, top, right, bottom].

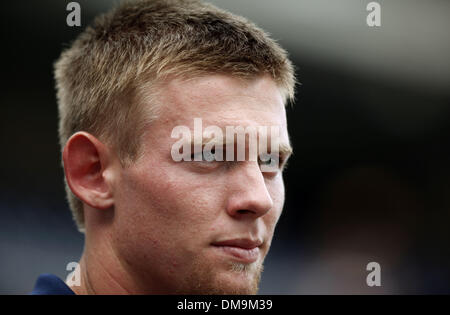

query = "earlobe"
[[63, 132, 115, 210]]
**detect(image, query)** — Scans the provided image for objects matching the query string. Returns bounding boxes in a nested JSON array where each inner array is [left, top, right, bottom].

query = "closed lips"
[[211, 239, 262, 263]]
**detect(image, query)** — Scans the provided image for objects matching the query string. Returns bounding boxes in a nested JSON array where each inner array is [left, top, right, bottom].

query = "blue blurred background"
[[1, 0, 450, 294]]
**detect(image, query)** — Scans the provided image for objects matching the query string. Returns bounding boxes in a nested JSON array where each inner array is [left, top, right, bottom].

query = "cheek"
[[115, 162, 227, 249], [265, 176, 285, 229], [111, 164, 229, 280]]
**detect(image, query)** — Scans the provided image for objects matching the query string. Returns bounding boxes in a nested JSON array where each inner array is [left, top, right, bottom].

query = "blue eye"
[[258, 153, 280, 171], [259, 156, 273, 165], [191, 148, 218, 162]]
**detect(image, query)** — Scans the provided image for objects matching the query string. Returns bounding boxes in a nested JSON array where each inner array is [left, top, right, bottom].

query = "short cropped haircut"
[[55, 0, 296, 232]]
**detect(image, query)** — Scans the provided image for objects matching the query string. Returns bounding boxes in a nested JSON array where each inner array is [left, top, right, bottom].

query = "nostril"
[[236, 209, 253, 215]]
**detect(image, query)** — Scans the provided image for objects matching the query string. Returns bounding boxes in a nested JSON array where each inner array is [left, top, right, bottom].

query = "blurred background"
[[1, 0, 449, 294]]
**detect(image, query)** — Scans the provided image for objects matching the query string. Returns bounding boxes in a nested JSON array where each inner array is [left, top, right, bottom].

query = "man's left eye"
[[258, 153, 281, 171]]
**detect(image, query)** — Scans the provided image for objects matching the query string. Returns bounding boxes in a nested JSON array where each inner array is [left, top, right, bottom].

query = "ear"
[[62, 132, 115, 210]]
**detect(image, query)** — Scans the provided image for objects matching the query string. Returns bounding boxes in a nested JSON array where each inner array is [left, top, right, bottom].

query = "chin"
[[177, 260, 264, 295], [216, 271, 261, 295]]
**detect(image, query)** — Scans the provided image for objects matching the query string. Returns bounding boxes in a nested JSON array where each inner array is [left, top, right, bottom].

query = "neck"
[[67, 239, 133, 295]]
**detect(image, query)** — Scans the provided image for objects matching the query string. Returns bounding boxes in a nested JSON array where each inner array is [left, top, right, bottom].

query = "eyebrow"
[[195, 137, 293, 159], [279, 143, 293, 157]]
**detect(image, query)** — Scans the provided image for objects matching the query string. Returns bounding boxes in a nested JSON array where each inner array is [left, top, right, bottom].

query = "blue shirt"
[[31, 274, 75, 295]]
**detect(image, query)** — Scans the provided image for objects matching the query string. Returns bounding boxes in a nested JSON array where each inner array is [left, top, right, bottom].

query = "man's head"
[[56, 0, 295, 294]]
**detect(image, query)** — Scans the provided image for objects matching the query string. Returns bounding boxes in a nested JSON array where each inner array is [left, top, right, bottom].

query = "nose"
[[225, 162, 274, 219]]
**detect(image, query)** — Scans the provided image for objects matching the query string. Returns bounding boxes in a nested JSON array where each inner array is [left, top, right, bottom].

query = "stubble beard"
[[175, 258, 264, 295]]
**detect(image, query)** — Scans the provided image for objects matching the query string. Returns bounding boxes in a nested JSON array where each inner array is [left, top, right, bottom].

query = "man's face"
[[111, 74, 291, 294]]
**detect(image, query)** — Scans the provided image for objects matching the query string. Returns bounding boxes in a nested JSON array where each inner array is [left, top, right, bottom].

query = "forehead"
[[157, 74, 287, 127]]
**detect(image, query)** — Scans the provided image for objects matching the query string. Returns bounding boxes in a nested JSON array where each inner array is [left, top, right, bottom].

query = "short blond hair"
[[55, 0, 296, 232]]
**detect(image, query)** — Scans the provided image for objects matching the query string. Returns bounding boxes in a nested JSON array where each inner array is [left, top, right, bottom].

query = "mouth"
[[211, 238, 263, 264]]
